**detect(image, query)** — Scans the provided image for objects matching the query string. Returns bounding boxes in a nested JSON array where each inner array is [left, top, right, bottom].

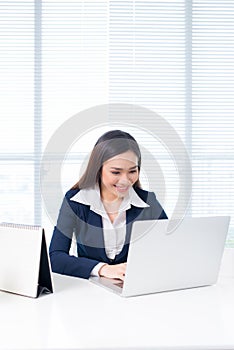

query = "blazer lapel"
[[84, 210, 108, 261], [83, 206, 145, 263]]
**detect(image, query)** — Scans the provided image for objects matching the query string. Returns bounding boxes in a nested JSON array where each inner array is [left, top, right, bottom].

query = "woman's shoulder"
[[135, 187, 167, 219], [134, 187, 157, 203], [64, 187, 81, 201], [62, 188, 88, 216]]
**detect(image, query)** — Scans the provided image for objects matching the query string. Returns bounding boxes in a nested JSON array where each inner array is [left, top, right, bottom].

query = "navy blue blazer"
[[49, 187, 167, 279]]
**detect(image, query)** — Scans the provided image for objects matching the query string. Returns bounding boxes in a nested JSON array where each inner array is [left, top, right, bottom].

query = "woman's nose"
[[119, 173, 130, 183]]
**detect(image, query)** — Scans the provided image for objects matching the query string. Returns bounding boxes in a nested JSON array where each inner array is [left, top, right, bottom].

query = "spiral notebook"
[[0, 222, 53, 298]]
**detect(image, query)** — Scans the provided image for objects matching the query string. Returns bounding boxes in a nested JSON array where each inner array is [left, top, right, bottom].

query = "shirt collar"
[[70, 184, 149, 216]]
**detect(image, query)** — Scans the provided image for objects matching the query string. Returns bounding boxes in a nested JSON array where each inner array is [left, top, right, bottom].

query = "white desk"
[[1, 273, 234, 350]]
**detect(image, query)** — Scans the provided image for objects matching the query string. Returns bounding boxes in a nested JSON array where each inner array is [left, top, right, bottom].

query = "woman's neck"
[[102, 196, 123, 223], [102, 196, 123, 212]]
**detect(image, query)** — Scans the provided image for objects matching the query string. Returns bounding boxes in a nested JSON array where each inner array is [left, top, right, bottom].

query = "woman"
[[49, 130, 167, 281]]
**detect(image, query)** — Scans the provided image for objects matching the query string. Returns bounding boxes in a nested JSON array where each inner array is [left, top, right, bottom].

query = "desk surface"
[[1, 273, 234, 350]]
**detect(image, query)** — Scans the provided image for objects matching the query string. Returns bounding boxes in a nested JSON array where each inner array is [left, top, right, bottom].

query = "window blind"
[[192, 0, 234, 246], [108, 0, 186, 218], [0, 1, 35, 224], [41, 0, 109, 148], [108, 0, 234, 245], [0, 0, 233, 246]]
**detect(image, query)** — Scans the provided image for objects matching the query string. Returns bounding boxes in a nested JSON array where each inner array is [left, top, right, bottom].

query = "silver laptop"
[[90, 216, 230, 297]]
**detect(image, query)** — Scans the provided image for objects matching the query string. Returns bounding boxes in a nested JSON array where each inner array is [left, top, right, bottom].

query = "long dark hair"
[[72, 130, 142, 189]]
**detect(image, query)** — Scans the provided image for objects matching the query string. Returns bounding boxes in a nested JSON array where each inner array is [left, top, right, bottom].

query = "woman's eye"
[[111, 171, 120, 175], [130, 170, 137, 174]]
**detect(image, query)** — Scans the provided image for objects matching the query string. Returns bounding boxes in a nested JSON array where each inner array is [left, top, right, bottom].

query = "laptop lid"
[[90, 216, 230, 297], [122, 216, 230, 297]]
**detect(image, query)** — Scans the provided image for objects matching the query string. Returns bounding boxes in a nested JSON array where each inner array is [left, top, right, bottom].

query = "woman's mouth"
[[114, 185, 129, 193]]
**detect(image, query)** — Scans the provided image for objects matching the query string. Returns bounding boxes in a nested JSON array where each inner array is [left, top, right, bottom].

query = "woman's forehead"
[[105, 150, 138, 165]]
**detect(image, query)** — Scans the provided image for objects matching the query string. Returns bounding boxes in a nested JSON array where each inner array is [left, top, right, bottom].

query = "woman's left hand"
[[98, 262, 126, 281]]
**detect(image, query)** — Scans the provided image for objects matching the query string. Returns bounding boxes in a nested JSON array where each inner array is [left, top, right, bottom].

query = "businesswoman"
[[49, 130, 167, 280]]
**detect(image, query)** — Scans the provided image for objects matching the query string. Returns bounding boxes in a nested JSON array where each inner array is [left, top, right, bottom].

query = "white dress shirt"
[[71, 185, 149, 276]]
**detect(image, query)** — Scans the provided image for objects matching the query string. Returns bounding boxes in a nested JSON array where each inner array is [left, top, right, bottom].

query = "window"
[[0, 1, 34, 223], [0, 0, 233, 246]]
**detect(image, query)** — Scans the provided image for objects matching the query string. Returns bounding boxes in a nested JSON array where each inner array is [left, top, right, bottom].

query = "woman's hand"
[[98, 263, 126, 281]]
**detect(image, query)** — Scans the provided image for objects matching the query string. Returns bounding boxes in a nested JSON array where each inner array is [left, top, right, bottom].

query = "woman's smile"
[[114, 184, 130, 193]]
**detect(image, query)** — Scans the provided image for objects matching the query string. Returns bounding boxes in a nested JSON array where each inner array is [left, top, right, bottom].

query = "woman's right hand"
[[98, 263, 126, 281]]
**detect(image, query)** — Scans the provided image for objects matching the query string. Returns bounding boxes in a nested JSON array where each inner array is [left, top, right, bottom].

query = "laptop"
[[90, 216, 230, 297]]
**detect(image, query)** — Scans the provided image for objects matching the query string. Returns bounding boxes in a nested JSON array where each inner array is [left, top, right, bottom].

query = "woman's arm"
[[49, 196, 101, 279], [149, 191, 168, 220]]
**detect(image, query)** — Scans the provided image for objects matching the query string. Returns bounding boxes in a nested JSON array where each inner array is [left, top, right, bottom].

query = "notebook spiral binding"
[[0, 222, 41, 230]]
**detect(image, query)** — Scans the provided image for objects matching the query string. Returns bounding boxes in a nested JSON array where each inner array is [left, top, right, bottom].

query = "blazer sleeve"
[[49, 195, 101, 279], [149, 191, 168, 220]]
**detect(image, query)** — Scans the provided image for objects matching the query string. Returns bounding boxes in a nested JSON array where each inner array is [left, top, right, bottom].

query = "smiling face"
[[100, 150, 139, 201]]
